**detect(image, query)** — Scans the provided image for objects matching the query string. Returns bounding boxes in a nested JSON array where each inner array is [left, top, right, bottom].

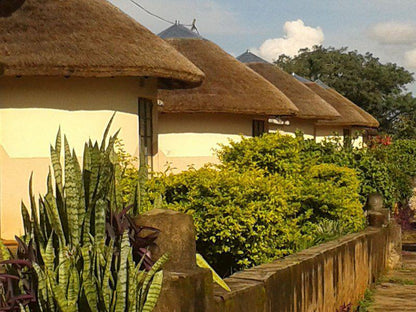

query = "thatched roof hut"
[[237, 51, 340, 120], [0, 0, 204, 89], [237, 50, 269, 64], [302, 79, 379, 128], [158, 24, 298, 115]]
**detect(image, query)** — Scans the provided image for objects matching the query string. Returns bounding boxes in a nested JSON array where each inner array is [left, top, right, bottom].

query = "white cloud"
[[254, 20, 324, 62], [370, 22, 416, 45], [109, 0, 244, 36], [405, 48, 416, 69]]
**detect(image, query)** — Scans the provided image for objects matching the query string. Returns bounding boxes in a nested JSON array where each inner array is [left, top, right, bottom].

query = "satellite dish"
[[0, 0, 25, 17]]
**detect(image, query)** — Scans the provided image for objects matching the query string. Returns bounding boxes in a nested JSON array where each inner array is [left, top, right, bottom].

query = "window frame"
[[138, 98, 157, 168], [252, 119, 267, 137]]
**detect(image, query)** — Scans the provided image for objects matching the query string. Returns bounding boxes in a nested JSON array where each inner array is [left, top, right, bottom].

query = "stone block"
[[387, 221, 402, 269], [154, 268, 214, 312], [135, 209, 197, 271], [367, 193, 384, 211], [368, 209, 390, 227]]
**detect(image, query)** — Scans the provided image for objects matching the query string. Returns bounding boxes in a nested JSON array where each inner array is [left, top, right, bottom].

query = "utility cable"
[[129, 0, 175, 25], [128, 0, 199, 33]]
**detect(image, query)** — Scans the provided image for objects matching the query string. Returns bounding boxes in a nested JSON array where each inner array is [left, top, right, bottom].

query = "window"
[[139, 98, 155, 167], [343, 128, 352, 147], [252, 120, 266, 137]]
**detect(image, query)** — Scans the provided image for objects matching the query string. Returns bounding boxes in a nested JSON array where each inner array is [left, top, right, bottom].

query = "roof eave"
[[3, 65, 205, 89]]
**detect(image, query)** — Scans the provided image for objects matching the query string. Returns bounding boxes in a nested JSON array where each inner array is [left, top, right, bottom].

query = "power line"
[[128, 0, 198, 31], [129, 0, 175, 25], [128, 0, 197, 28]]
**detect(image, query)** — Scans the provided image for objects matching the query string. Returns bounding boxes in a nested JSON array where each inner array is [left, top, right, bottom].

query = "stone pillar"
[[367, 193, 390, 227], [387, 221, 402, 269], [135, 209, 214, 312]]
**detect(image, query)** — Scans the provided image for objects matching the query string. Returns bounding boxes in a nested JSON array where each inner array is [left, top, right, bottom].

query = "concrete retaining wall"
[[135, 210, 401, 312], [214, 224, 401, 312]]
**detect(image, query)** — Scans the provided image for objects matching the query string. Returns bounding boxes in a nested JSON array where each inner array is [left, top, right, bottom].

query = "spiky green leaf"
[[142, 271, 164, 312]]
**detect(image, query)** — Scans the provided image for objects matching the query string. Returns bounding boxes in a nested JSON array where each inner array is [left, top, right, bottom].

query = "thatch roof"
[[305, 82, 379, 128], [158, 26, 298, 115], [292, 73, 313, 83], [237, 50, 269, 64], [159, 23, 203, 40], [0, 0, 205, 89], [238, 53, 340, 120]]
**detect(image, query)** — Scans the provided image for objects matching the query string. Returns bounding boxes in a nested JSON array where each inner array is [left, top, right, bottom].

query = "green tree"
[[275, 46, 416, 137]]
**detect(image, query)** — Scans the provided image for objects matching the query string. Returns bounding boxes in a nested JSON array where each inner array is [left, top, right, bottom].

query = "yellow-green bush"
[[299, 164, 365, 231], [148, 163, 365, 275], [217, 133, 303, 177], [219, 133, 416, 209]]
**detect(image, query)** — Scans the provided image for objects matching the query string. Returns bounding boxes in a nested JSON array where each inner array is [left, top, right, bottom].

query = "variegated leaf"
[[142, 271, 164, 312]]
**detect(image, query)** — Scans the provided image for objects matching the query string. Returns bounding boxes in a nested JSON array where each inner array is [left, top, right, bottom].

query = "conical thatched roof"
[[157, 26, 298, 115], [237, 52, 340, 120], [304, 82, 379, 128], [237, 50, 269, 64], [325, 88, 379, 127], [159, 23, 203, 40], [0, 0, 205, 89]]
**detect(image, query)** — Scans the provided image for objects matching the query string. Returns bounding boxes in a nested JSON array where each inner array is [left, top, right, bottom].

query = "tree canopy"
[[275, 46, 416, 138]]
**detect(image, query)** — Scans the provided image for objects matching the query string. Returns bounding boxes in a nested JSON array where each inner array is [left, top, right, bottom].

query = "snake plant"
[[7, 115, 165, 311], [32, 234, 167, 312]]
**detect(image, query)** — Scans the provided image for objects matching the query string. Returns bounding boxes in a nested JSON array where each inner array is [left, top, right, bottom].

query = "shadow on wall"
[[158, 113, 254, 135], [0, 76, 156, 114]]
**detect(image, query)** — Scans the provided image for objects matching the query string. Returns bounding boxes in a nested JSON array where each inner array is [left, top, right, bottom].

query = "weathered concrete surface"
[[387, 222, 402, 269], [136, 209, 400, 312], [367, 193, 390, 227], [214, 224, 401, 312], [135, 209, 214, 312], [370, 251, 416, 311], [135, 209, 197, 271], [214, 278, 267, 312], [155, 268, 214, 312]]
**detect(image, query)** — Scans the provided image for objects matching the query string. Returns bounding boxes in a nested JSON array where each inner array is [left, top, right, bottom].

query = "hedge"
[[148, 163, 364, 275]]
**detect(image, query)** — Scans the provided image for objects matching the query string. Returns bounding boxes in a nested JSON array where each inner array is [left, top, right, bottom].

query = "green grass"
[[356, 289, 374, 312]]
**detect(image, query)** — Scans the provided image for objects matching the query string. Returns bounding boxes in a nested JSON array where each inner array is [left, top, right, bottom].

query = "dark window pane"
[[252, 120, 265, 137], [138, 98, 154, 167], [343, 128, 352, 147]]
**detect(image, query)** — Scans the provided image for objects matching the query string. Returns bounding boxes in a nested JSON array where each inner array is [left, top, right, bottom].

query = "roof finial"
[[191, 18, 199, 34]]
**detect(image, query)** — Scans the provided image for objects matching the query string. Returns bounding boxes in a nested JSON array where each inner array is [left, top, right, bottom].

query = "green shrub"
[[149, 167, 302, 274], [299, 164, 365, 231], [371, 139, 416, 204], [301, 138, 398, 207], [219, 133, 416, 209], [148, 163, 365, 275], [217, 133, 303, 177]]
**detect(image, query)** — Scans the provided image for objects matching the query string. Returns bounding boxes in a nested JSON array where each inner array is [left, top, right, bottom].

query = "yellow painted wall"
[[156, 114, 366, 174], [0, 76, 157, 239], [156, 113, 255, 172]]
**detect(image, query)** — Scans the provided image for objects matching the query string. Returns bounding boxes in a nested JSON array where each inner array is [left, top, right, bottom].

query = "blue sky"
[[111, 0, 416, 93]]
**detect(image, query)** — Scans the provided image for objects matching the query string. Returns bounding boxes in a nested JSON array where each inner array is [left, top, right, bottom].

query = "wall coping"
[[214, 225, 399, 311]]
